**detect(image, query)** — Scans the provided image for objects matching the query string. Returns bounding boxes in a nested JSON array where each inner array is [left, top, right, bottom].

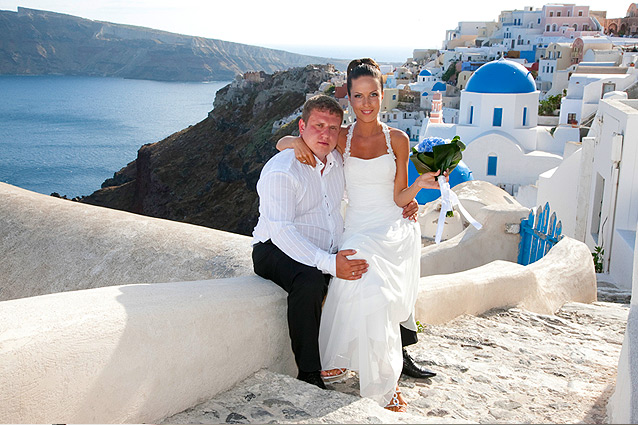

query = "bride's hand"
[[402, 199, 419, 222], [415, 169, 447, 190], [292, 137, 316, 167]]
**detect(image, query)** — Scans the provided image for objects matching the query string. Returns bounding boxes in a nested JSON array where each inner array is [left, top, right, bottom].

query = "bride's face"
[[349, 76, 383, 123]]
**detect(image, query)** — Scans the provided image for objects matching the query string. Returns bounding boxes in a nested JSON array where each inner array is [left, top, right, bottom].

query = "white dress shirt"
[[252, 149, 345, 276]]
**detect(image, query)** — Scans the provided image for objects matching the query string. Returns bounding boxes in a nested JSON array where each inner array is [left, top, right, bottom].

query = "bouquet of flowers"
[[410, 136, 481, 244], [410, 136, 466, 175]]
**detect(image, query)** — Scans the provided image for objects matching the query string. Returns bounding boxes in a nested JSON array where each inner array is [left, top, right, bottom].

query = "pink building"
[[540, 4, 602, 37], [601, 3, 638, 36]]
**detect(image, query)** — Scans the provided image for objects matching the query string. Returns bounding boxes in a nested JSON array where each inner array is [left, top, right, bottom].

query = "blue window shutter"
[[487, 155, 497, 176], [493, 108, 502, 127]]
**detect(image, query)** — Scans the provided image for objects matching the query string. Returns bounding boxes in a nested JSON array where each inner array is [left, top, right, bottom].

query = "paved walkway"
[[163, 285, 630, 424]]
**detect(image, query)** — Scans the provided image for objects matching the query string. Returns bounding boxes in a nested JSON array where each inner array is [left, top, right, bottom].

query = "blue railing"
[[518, 202, 563, 266]]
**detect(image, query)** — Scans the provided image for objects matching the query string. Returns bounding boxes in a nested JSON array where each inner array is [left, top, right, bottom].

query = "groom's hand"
[[402, 199, 419, 222], [336, 249, 368, 280]]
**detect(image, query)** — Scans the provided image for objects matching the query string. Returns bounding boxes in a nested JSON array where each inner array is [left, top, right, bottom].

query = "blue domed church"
[[420, 58, 576, 204], [406, 69, 449, 111]]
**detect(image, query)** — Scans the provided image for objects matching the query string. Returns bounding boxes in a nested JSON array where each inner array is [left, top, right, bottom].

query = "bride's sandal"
[[320, 368, 348, 383], [396, 388, 407, 405], [384, 391, 407, 413]]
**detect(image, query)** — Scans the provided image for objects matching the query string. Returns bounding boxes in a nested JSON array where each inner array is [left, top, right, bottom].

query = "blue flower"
[[414, 137, 448, 153], [410, 135, 465, 175]]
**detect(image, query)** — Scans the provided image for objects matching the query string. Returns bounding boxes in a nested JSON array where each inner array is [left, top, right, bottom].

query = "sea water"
[[0, 75, 230, 198]]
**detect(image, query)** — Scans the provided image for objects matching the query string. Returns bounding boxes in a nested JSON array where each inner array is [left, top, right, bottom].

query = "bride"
[[278, 58, 442, 412]]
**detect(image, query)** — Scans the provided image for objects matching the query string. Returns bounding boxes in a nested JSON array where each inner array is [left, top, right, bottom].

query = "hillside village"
[[267, 8, 638, 420], [268, 2, 638, 293], [2, 3, 638, 424]]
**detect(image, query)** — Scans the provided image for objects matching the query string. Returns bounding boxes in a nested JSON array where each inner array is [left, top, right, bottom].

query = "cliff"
[[81, 65, 336, 236], [0, 7, 346, 81]]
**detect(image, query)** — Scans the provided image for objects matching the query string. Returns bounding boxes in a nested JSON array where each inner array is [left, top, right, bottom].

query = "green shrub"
[[442, 62, 458, 82], [592, 245, 604, 273], [538, 94, 562, 116]]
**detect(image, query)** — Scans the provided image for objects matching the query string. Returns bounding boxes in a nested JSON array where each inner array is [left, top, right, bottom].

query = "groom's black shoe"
[[402, 348, 437, 379], [297, 370, 327, 389]]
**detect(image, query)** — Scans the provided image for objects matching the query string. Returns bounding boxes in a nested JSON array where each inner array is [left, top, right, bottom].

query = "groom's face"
[[299, 109, 341, 163]]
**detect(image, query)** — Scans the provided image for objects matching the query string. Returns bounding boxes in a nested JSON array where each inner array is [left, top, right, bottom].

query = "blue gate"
[[518, 202, 564, 266]]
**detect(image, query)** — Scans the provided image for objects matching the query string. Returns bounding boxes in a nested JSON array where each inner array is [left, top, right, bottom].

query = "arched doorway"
[[607, 23, 618, 35]]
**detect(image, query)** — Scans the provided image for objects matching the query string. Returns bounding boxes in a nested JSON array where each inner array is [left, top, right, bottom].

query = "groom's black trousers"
[[253, 239, 330, 373], [253, 239, 418, 373]]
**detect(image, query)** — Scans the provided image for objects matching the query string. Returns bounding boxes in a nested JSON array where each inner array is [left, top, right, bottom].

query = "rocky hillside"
[[81, 65, 337, 236], [0, 7, 346, 81]]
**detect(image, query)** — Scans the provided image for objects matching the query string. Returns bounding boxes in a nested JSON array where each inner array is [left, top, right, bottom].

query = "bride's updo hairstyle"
[[346, 58, 383, 96]]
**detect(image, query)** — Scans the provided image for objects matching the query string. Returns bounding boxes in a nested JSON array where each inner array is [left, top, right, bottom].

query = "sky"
[[0, 1, 628, 63]]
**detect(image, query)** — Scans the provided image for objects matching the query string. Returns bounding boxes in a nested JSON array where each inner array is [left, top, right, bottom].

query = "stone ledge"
[[0, 276, 295, 423], [417, 237, 597, 325], [0, 182, 598, 423], [0, 182, 254, 301]]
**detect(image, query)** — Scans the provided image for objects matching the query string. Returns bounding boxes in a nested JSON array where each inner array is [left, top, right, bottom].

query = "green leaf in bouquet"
[[432, 143, 456, 171], [441, 149, 463, 173], [417, 152, 436, 169], [432, 137, 465, 173], [410, 153, 434, 174], [450, 135, 465, 148]]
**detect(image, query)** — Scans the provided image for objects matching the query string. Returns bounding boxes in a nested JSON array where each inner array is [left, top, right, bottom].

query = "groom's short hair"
[[301, 95, 344, 124]]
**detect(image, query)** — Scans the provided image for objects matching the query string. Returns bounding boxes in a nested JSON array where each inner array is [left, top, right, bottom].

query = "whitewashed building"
[[501, 7, 544, 62], [444, 21, 492, 49], [538, 42, 573, 93], [537, 93, 638, 290], [379, 109, 425, 141], [582, 48, 621, 64], [558, 67, 637, 125], [421, 58, 578, 204]]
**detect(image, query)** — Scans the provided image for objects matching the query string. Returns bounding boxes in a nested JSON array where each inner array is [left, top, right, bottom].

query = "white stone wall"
[[0, 182, 598, 423], [419, 181, 519, 242], [0, 276, 295, 423], [583, 49, 621, 64], [536, 125, 579, 155], [545, 67, 571, 98], [536, 137, 597, 242], [559, 73, 636, 125], [417, 237, 596, 325], [0, 183, 254, 301], [461, 132, 562, 186], [538, 99, 638, 290], [514, 185, 538, 208], [607, 220, 638, 423], [420, 204, 529, 276], [536, 144, 583, 237], [584, 100, 638, 289], [537, 116, 560, 126]]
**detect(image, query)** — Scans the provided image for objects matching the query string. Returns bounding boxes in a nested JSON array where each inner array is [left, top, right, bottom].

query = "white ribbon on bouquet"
[[435, 176, 483, 244]]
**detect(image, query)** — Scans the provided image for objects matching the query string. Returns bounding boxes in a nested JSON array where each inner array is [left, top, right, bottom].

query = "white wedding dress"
[[318, 122, 421, 406]]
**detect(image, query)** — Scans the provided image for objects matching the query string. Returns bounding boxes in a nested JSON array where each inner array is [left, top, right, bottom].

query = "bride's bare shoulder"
[[388, 127, 409, 145]]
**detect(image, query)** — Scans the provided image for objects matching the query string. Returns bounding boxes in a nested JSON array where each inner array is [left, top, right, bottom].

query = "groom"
[[252, 95, 435, 389]]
